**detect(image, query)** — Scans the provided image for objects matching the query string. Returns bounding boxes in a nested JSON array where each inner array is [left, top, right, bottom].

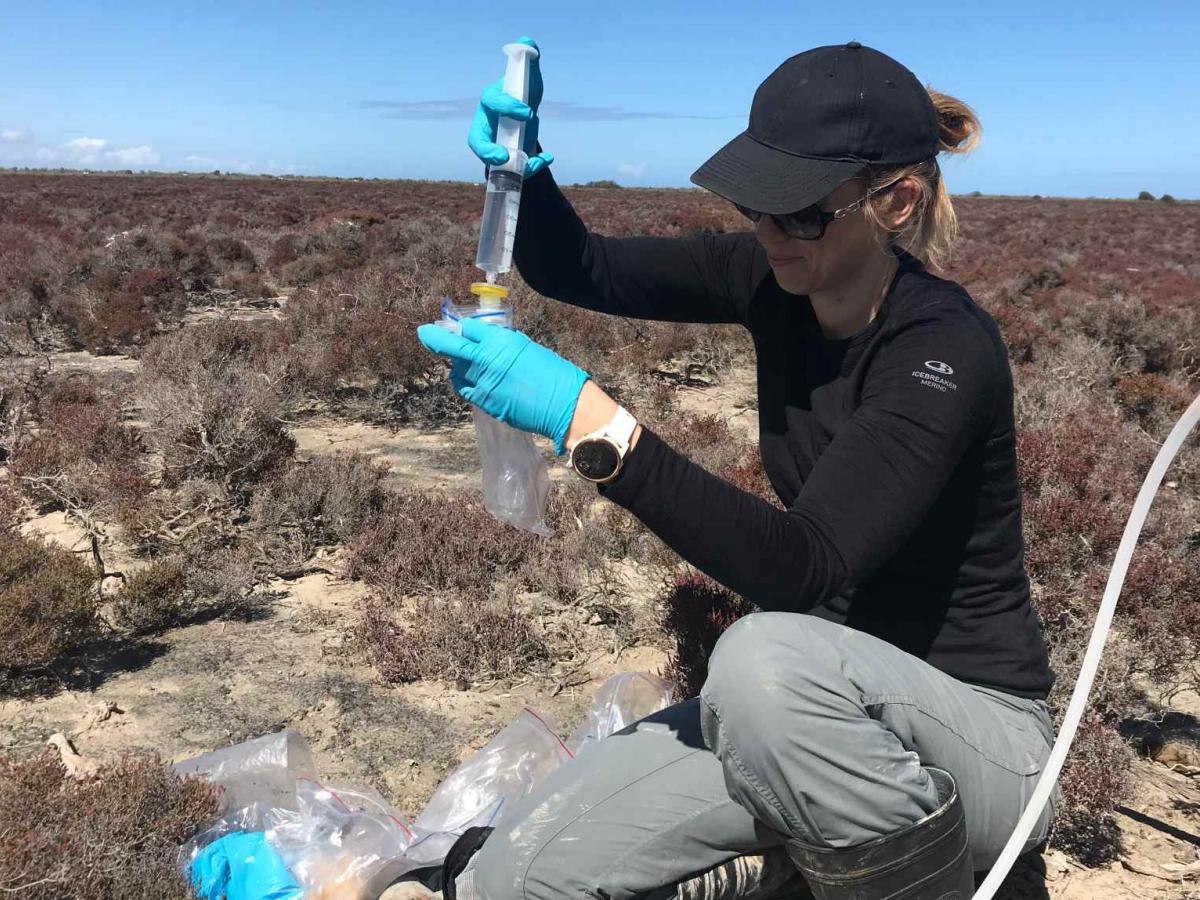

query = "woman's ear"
[[882, 177, 921, 230]]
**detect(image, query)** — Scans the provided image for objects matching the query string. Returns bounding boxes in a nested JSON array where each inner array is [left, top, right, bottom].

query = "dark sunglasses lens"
[[736, 202, 823, 239], [779, 207, 824, 239]]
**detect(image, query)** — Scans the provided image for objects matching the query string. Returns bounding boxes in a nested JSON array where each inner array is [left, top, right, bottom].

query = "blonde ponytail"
[[861, 88, 981, 272]]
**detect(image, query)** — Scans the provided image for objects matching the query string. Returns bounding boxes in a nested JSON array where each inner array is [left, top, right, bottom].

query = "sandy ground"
[[2, 349, 1198, 898]]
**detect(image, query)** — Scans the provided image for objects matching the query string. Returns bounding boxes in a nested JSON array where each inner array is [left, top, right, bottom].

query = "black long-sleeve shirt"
[[513, 166, 1054, 700]]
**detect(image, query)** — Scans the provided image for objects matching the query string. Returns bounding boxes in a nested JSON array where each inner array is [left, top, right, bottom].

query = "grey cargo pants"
[[474, 613, 1060, 900]]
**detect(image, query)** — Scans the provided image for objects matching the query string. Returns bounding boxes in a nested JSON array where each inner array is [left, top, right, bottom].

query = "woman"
[[418, 38, 1059, 900]]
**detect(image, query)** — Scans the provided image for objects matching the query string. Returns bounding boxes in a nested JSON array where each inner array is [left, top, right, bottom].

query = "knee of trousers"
[[700, 612, 847, 742]]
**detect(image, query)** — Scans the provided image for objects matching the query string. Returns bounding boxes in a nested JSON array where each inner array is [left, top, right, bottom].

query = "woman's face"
[[753, 177, 889, 296]]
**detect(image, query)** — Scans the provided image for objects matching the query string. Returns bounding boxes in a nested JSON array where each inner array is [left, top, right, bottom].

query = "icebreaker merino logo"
[[911, 360, 958, 392]]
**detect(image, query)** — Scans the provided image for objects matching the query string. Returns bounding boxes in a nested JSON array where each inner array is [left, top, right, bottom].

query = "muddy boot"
[[670, 847, 813, 900], [785, 767, 973, 900]]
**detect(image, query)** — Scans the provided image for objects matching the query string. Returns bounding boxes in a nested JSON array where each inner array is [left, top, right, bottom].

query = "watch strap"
[[604, 406, 638, 452]]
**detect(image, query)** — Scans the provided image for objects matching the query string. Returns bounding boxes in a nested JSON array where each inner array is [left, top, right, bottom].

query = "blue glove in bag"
[[190, 831, 303, 900], [468, 35, 554, 178]]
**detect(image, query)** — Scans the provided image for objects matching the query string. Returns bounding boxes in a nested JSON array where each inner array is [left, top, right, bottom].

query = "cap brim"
[[690, 132, 864, 213]]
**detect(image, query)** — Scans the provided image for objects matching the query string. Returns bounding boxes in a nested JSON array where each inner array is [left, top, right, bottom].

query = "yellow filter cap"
[[470, 282, 509, 300]]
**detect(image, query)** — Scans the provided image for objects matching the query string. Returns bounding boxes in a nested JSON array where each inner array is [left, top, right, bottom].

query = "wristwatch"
[[569, 406, 638, 484]]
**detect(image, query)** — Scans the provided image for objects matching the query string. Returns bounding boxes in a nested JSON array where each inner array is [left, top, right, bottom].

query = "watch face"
[[574, 439, 621, 482]]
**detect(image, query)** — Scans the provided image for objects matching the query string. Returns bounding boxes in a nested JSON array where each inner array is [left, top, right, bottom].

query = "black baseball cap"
[[691, 42, 938, 214]]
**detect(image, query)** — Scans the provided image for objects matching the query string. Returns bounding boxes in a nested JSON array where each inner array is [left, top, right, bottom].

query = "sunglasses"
[[734, 180, 898, 241]]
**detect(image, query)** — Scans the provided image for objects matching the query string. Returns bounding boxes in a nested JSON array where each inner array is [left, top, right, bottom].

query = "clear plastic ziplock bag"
[[439, 297, 553, 537], [405, 707, 573, 866], [266, 778, 418, 899], [176, 729, 420, 900], [565, 672, 677, 757], [174, 728, 319, 815]]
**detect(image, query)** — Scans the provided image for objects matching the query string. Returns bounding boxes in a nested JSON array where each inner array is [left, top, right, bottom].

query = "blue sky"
[[1, 1, 1196, 198]]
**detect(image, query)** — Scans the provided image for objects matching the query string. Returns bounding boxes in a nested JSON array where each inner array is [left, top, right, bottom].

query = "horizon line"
[[0, 165, 1193, 203]]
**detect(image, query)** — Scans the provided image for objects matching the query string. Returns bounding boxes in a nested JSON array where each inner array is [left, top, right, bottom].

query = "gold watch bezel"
[[569, 436, 625, 484]]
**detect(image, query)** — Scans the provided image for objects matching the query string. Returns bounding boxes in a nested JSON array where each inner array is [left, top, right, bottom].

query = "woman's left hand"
[[417, 318, 590, 455]]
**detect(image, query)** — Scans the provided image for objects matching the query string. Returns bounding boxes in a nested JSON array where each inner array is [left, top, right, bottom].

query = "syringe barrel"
[[495, 42, 538, 156], [475, 161, 526, 277]]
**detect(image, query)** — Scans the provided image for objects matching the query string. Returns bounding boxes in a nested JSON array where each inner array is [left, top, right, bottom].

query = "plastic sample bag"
[[405, 708, 572, 866], [267, 779, 417, 899], [175, 675, 677, 893], [177, 732, 418, 899], [565, 672, 677, 757], [174, 729, 318, 814], [179, 803, 296, 897], [471, 406, 553, 537], [439, 297, 553, 537]]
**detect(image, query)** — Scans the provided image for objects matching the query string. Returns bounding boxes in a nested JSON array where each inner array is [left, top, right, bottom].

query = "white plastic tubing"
[[974, 390, 1200, 900]]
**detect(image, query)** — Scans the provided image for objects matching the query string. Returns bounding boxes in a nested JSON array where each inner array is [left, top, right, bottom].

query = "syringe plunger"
[[494, 42, 538, 163]]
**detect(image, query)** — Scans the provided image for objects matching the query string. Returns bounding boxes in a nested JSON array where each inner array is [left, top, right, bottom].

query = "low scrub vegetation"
[[359, 592, 550, 684], [659, 572, 755, 700], [347, 491, 546, 598], [1, 173, 1197, 869], [0, 746, 220, 899], [9, 382, 149, 524], [109, 556, 190, 635], [249, 452, 390, 569], [138, 321, 295, 497], [346, 490, 573, 683], [0, 532, 99, 672]]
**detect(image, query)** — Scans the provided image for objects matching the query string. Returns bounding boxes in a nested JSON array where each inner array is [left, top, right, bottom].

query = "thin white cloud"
[[14, 136, 162, 168], [1, 129, 285, 176], [617, 162, 647, 178], [66, 136, 108, 152], [46, 136, 110, 164], [107, 145, 159, 166]]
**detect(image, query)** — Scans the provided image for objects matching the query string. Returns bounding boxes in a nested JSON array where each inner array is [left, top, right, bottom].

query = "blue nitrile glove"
[[468, 35, 555, 179], [190, 831, 303, 900], [417, 317, 588, 455]]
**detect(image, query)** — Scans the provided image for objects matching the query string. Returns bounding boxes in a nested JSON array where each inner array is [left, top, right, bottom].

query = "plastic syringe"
[[475, 41, 539, 284]]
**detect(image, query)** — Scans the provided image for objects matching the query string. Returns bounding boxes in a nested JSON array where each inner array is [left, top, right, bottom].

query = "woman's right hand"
[[467, 35, 555, 179]]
